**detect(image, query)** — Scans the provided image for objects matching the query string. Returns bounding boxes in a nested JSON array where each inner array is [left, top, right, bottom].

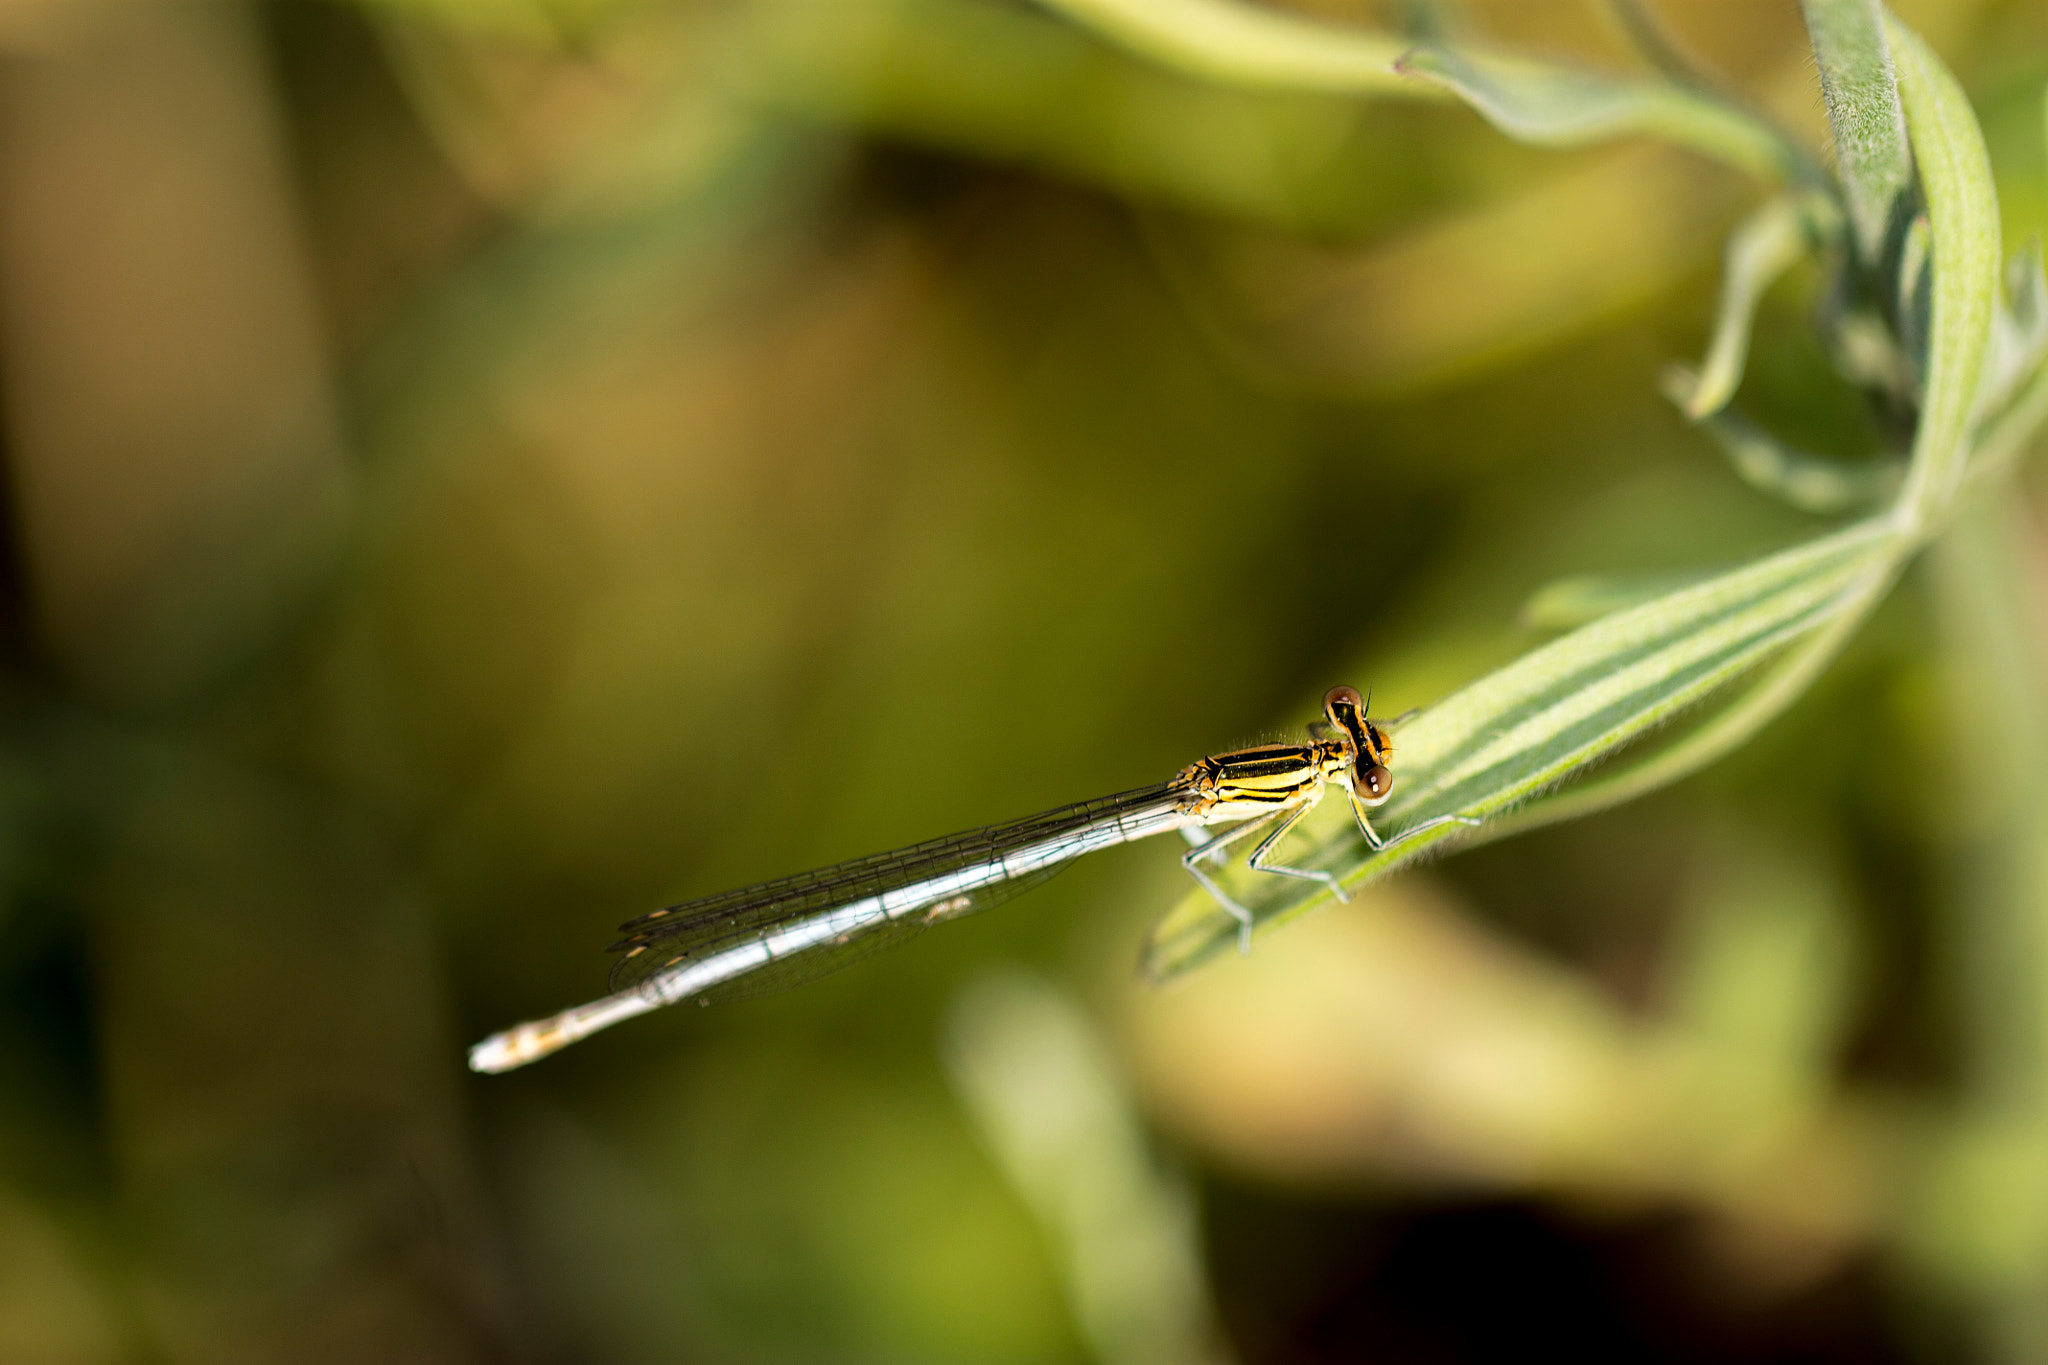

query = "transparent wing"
[[607, 782, 1184, 1000], [683, 861, 1072, 1004]]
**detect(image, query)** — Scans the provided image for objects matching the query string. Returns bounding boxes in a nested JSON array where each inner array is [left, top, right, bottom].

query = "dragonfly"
[[469, 685, 1477, 1072]]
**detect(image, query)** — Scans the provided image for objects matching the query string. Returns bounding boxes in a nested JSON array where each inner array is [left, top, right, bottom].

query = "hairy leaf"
[[1886, 14, 2001, 524], [1799, 0, 1912, 268], [1519, 569, 1714, 633]]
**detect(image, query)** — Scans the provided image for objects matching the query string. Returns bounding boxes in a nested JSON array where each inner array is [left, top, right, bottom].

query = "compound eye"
[[1358, 763, 1394, 802], [1323, 685, 1364, 725]]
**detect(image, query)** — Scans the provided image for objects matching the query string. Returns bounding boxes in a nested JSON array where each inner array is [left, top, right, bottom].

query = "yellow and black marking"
[[468, 681, 1482, 1074], [1175, 744, 1329, 812]]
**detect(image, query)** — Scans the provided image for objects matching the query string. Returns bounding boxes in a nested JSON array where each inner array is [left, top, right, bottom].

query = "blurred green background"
[[0, 0, 2046, 1361]]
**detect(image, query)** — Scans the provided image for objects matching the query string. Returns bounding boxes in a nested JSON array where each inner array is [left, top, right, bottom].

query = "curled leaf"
[[1976, 242, 2048, 425], [1131, 13, 2033, 1010], [1662, 365, 1904, 514], [1600, 0, 1726, 93], [1823, 305, 1914, 400], [1677, 192, 1836, 418], [1393, 43, 1804, 182]]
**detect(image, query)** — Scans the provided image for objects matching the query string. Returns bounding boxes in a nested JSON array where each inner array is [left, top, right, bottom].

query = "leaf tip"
[[1390, 46, 1436, 82], [1659, 362, 1713, 417]]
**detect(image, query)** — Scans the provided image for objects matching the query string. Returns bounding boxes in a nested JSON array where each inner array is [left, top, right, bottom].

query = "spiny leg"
[[1181, 808, 1286, 957], [1350, 793, 1482, 853], [1245, 801, 1349, 904]]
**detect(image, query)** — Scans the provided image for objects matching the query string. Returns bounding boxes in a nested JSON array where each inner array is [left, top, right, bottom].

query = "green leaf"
[[1799, 0, 1912, 269], [1143, 518, 1903, 979], [1600, 0, 1725, 92], [1127, 10, 2034, 1007], [1660, 366, 1904, 513], [1029, 0, 1417, 95], [1963, 322, 2048, 498], [1482, 603, 1875, 842], [1032, 0, 1802, 182], [1893, 210, 1933, 387], [1885, 14, 2002, 525], [1393, 44, 1806, 182], [1675, 191, 1836, 418], [1824, 303, 1915, 399], [943, 970, 1215, 1365], [1977, 242, 2048, 425], [1518, 568, 1714, 632], [740, 0, 1417, 232]]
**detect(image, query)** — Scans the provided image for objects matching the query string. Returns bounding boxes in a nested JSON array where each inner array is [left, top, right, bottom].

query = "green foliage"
[[1146, 516, 1901, 975], [1144, 3, 2027, 981], [5, 0, 2048, 1360], [1391, 42, 1804, 180], [1661, 386, 1902, 512], [1672, 190, 1836, 420], [1802, 0, 1914, 268], [1031, 0, 1416, 95]]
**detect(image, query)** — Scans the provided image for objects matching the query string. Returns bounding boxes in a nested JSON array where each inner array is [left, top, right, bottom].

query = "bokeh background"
[[0, 0, 2046, 1361]]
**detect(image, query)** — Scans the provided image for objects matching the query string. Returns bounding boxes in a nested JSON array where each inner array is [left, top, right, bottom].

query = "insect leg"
[[1349, 791, 1481, 852], [1182, 808, 1286, 957], [1245, 801, 1349, 904], [1349, 792, 1386, 850]]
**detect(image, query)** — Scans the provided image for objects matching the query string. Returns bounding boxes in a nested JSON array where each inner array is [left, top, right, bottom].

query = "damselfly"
[[469, 686, 1476, 1072]]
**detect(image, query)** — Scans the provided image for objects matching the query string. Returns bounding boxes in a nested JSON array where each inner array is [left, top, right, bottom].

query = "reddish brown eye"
[[1358, 763, 1394, 801], [1325, 686, 1369, 747]]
